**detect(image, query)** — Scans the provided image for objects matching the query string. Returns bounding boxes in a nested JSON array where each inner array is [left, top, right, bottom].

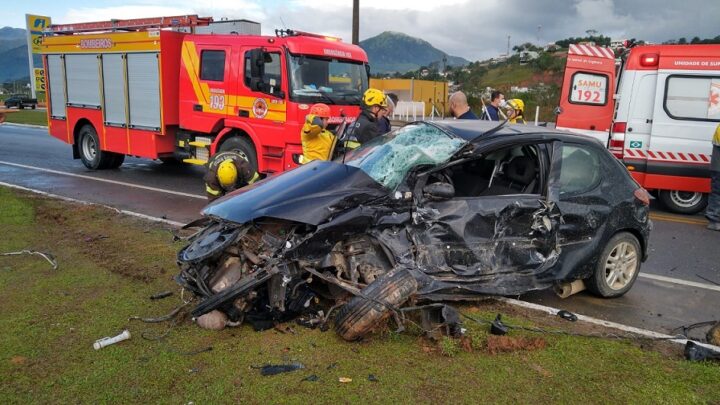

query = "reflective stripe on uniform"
[[248, 172, 260, 184], [206, 185, 221, 195]]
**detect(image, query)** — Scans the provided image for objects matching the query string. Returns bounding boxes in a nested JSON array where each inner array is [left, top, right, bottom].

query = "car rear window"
[[559, 144, 602, 196]]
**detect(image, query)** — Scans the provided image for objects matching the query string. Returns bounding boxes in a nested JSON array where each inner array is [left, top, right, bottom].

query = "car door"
[[410, 140, 564, 296]]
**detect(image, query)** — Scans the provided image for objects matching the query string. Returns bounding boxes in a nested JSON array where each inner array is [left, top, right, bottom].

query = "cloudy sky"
[[3, 0, 719, 61]]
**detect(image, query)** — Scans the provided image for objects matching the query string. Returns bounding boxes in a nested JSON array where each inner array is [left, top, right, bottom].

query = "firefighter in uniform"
[[300, 103, 336, 163], [507, 99, 526, 124], [204, 151, 259, 202], [345, 88, 388, 144]]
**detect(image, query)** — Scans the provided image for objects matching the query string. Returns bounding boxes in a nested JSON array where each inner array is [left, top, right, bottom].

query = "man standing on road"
[[345, 88, 388, 144], [482, 90, 505, 121], [377, 93, 398, 134], [204, 151, 259, 202], [707, 123, 720, 231], [449, 91, 478, 119]]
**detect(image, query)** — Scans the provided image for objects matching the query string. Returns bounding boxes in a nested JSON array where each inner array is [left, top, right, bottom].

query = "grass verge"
[[2, 109, 48, 126], [0, 186, 719, 403]]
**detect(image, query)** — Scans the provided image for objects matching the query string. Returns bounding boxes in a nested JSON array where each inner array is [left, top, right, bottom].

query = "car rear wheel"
[[586, 232, 641, 298], [334, 268, 417, 341], [658, 190, 707, 215], [78, 124, 120, 170], [18, 103, 24, 110]]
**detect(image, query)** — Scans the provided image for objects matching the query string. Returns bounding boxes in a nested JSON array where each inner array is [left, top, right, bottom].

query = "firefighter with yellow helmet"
[[204, 151, 259, 202], [507, 99, 526, 124], [345, 88, 388, 144]]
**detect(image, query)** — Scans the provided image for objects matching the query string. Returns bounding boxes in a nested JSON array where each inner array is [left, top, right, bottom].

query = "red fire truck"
[[557, 42, 720, 214], [41, 16, 369, 174]]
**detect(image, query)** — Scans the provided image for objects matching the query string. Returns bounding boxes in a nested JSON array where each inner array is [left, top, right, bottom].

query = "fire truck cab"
[[41, 16, 369, 175]]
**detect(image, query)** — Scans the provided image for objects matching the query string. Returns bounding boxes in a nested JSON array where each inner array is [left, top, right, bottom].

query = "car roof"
[[423, 119, 604, 146]]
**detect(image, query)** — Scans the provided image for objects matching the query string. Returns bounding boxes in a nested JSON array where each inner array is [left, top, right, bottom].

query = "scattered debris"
[[557, 310, 578, 322], [150, 291, 174, 300], [256, 362, 305, 376], [368, 374, 379, 382], [684, 341, 720, 362], [129, 304, 187, 323], [696, 274, 720, 287], [326, 362, 338, 370], [301, 374, 319, 382], [490, 314, 509, 336], [168, 346, 213, 356], [338, 377, 352, 383], [93, 330, 131, 350], [486, 335, 547, 355], [1, 250, 58, 270], [195, 310, 228, 331]]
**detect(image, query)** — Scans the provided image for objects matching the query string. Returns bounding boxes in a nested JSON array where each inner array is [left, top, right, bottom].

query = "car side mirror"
[[423, 182, 455, 201]]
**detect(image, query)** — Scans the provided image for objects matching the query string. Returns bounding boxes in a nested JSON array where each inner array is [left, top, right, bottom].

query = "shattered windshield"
[[289, 54, 368, 105], [342, 123, 467, 190]]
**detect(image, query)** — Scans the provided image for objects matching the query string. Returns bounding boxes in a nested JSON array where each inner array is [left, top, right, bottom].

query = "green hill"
[[360, 31, 469, 74]]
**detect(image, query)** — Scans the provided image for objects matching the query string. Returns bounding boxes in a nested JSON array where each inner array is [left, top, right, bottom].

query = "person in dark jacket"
[[204, 151, 259, 202], [345, 88, 388, 144], [377, 93, 398, 134], [449, 91, 478, 119], [482, 90, 505, 121]]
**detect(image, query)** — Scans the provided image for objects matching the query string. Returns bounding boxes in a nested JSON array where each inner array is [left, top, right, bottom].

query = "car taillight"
[[609, 121, 626, 159], [634, 188, 650, 206]]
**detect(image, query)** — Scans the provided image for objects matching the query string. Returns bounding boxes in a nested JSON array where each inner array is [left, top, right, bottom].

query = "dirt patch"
[[10, 355, 27, 365], [486, 335, 547, 355]]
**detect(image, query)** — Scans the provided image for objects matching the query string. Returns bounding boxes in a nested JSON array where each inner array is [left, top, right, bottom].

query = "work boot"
[[707, 222, 720, 231]]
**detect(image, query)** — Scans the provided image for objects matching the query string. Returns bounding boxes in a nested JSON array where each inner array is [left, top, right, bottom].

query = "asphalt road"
[[1, 124, 718, 338]]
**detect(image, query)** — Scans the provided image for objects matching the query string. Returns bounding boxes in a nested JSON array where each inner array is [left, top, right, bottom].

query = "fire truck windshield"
[[289, 55, 368, 105]]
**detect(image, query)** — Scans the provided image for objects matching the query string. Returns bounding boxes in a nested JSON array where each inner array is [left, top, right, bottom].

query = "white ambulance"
[[558, 43, 720, 214]]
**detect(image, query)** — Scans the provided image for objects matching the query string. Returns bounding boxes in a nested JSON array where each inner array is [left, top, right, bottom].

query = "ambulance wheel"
[[218, 136, 258, 174], [78, 124, 115, 170], [658, 190, 707, 215]]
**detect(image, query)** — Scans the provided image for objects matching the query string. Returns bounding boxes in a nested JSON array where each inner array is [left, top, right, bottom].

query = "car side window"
[[449, 144, 542, 197], [244, 50, 282, 96], [558, 144, 602, 196]]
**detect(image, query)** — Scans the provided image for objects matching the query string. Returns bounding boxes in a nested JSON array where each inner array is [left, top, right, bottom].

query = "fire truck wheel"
[[218, 136, 258, 174], [658, 190, 708, 215], [108, 154, 125, 169], [78, 124, 115, 170]]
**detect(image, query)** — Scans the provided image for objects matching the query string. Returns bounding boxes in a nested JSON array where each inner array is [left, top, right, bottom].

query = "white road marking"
[[0, 160, 206, 200], [639, 272, 720, 293], [0, 181, 185, 227], [1, 180, 719, 352], [497, 297, 720, 351]]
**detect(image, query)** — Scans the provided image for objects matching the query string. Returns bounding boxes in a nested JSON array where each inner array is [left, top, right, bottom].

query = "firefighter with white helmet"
[[204, 151, 259, 202], [345, 88, 388, 144]]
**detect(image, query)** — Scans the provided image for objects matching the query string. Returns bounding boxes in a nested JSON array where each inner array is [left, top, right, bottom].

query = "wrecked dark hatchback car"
[[176, 121, 651, 340]]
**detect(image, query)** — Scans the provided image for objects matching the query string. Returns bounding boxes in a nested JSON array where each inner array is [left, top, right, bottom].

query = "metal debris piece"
[[301, 374, 319, 382], [257, 362, 305, 376], [684, 341, 720, 362], [150, 291, 174, 300], [368, 374, 379, 382], [490, 314, 509, 336], [557, 310, 578, 322], [1, 250, 58, 270]]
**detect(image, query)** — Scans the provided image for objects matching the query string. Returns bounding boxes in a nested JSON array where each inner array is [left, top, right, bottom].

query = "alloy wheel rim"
[[604, 241, 638, 290]]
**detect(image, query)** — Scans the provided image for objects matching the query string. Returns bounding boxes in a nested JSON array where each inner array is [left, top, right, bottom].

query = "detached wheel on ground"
[[78, 124, 124, 170], [586, 232, 641, 298], [658, 190, 708, 215], [218, 136, 258, 174], [334, 268, 418, 341]]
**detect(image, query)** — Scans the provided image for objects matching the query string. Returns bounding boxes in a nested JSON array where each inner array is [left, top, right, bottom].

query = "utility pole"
[[352, 0, 359, 45], [506, 35, 511, 56]]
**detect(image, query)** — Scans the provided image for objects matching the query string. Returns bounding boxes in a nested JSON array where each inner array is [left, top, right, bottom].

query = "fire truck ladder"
[[47, 15, 213, 34]]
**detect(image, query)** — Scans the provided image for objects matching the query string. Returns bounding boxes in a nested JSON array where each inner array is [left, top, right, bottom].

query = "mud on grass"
[[1, 187, 720, 404]]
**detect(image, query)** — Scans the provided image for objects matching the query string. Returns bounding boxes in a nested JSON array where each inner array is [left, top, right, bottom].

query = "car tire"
[[658, 190, 708, 215], [586, 232, 642, 298], [78, 124, 116, 170], [18, 103, 24, 110], [218, 136, 258, 174], [334, 268, 417, 341], [31, 104, 36, 110]]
